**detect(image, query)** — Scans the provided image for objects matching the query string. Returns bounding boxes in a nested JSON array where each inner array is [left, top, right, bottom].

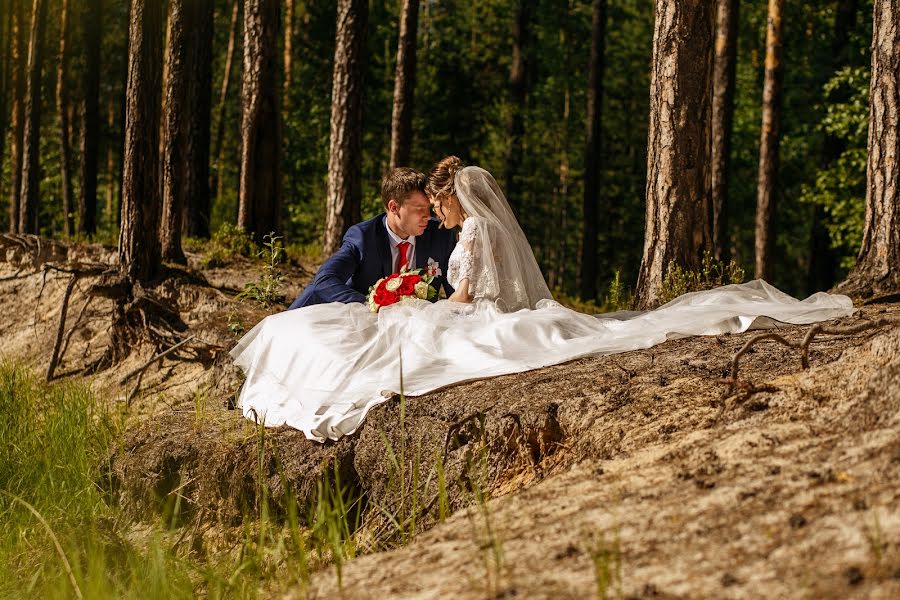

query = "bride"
[[231, 157, 854, 442]]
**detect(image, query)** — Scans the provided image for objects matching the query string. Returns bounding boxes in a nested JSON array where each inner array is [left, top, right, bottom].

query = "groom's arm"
[[307, 239, 368, 304]]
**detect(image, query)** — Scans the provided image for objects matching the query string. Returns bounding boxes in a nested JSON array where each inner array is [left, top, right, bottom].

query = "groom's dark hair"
[[381, 167, 427, 210]]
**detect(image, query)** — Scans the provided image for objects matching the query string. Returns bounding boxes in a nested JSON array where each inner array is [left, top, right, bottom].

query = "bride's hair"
[[426, 156, 466, 201]]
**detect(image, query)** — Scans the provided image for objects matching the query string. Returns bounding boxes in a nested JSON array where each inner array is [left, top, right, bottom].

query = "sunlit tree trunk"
[[389, 0, 419, 171], [210, 0, 239, 213], [119, 0, 164, 283], [711, 0, 738, 261], [580, 0, 607, 301], [161, 0, 190, 263], [634, 0, 715, 310], [0, 0, 14, 207], [754, 0, 785, 281], [7, 0, 27, 232], [56, 0, 74, 238], [237, 0, 281, 241], [323, 0, 367, 255], [18, 0, 48, 234], [835, 0, 900, 299]]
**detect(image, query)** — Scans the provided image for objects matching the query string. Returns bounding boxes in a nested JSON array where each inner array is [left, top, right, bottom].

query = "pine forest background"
[[0, 0, 875, 301]]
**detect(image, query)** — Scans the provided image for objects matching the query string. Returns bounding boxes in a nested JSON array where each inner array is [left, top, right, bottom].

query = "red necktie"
[[396, 241, 410, 273]]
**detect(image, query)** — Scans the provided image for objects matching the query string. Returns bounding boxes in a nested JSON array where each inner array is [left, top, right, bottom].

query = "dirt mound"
[[3, 237, 898, 598]]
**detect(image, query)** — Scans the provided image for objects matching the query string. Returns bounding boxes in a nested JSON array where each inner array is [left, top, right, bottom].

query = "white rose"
[[414, 281, 429, 299]]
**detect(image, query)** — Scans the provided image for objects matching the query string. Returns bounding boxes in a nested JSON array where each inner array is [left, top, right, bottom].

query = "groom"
[[288, 167, 457, 309]]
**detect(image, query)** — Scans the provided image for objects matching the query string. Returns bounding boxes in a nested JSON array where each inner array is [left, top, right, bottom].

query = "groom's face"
[[389, 192, 431, 238]]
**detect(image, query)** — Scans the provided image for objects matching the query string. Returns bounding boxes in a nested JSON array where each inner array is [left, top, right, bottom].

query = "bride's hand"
[[448, 279, 473, 303]]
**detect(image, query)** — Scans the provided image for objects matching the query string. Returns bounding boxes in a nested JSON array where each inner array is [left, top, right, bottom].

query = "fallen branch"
[[722, 318, 898, 398], [122, 335, 196, 407], [121, 334, 197, 384], [46, 276, 79, 381]]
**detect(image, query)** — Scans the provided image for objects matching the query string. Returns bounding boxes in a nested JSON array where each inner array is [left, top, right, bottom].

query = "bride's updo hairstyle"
[[426, 156, 466, 205]]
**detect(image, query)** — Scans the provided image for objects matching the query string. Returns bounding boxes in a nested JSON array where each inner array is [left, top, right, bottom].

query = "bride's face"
[[431, 194, 464, 229]]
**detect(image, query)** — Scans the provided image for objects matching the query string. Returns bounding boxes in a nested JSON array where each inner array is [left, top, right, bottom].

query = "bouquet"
[[367, 267, 437, 312]]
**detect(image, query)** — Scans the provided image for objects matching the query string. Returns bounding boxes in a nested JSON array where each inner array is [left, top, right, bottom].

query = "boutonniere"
[[425, 258, 442, 278]]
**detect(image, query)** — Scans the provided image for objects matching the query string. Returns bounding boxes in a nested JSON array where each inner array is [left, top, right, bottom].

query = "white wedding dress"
[[231, 168, 854, 442]]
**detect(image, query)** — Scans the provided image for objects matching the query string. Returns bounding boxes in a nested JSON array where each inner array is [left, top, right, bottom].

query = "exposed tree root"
[[721, 318, 898, 398]]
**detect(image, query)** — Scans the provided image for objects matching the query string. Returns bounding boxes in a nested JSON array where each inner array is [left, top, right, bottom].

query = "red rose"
[[374, 280, 399, 307], [397, 273, 421, 295]]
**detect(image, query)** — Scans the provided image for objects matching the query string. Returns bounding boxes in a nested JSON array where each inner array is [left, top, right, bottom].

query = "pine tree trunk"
[[834, 0, 900, 298], [0, 0, 13, 202], [634, 0, 715, 310], [711, 0, 738, 261], [183, 0, 213, 239], [323, 0, 367, 255], [210, 0, 239, 212], [754, 0, 784, 281], [105, 96, 116, 226], [389, 0, 419, 171], [78, 0, 102, 235], [119, 0, 164, 284], [7, 0, 27, 233], [504, 0, 535, 215], [808, 0, 858, 293], [580, 0, 607, 301], [56, 0, 74, 238], [237, 0, 281, 241], [18, 0, 48, 235], [160, 0, 190, 263]]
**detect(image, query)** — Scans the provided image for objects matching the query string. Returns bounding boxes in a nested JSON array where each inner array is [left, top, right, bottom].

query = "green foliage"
[[658, 253, 745, 306], [202, 222, 258, 268], [236, 233, 286, 308], [800, 66, 870, 270]]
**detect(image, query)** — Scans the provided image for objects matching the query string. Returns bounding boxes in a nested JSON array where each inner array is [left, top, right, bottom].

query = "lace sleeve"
[[456, 218, 478, 282]]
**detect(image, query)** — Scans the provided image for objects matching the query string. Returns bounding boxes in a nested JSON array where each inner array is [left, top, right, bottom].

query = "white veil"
[[453, 166, 553, 312]]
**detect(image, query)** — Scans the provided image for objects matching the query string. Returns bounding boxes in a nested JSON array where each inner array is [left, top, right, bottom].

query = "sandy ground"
[[2, 235, 898, 599]]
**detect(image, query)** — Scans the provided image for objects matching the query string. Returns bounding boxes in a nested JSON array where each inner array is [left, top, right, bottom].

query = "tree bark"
[[160, 0, 190, 263], [78, 0, 102, 236], [389, 0, 419, 171], [634, 0, 715, 310], [210, 0, 239, 212], [237, 0, 281, 241], [119, 0, 165, 284], [504, 0, 535, 215], [18, 0, 48, 235], [580, 0, 607, 301], [0, 0, 13, 206], [754, 0, 785, 281], [183, 0, 214, 239], [105, 95, 116, 227], [56, 0, 74, 238], [711, 0, 738, 261], [835, 0, 900, 298], [6, 0, 27, 233], [323, 0, 367, 255]]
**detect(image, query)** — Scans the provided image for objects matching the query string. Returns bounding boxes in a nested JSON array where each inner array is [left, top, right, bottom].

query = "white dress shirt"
[[383, 216, 416, 272]]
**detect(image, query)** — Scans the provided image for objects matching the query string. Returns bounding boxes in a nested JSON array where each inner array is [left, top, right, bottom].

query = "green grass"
[[0, 357, 496, 598]]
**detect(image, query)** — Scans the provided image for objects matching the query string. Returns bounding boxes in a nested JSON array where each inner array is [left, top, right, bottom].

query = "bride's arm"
[[448, 278, 472, 303], [448, 227, 475, 303]]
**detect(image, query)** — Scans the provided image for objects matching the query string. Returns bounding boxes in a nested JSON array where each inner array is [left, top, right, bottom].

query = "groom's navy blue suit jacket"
[[288, 213, 457, 309]]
